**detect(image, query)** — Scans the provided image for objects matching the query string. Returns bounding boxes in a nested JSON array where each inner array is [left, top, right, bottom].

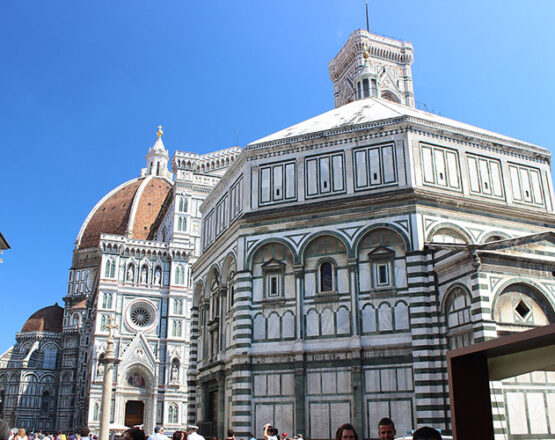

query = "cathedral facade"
[[1, 27, 555, 440], [0, 129, 240, 433]]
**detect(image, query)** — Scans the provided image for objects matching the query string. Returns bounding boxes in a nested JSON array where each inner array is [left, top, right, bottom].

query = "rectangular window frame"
[[259, 161, 297, 206], [304, 151, 346, 199], [353, 143, 398, 192], [466, 153, 505, 200], [420, 142, 461, 192]]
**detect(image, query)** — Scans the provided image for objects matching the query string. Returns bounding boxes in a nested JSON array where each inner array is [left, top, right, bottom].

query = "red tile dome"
[[21, 304, 64, 333], [76, 176, 172, 249]]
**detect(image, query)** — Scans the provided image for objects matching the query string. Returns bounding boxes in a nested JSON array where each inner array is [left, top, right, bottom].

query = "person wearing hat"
[[187, 426, 205, 440]]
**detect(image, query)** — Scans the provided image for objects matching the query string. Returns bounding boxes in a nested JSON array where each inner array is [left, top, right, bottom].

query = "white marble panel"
[[255, 403, 273, 435], [337, 371, 351, 391], [274, 403, 294, 436], [337, 268, 349, 292], [285, 274, 295, 298], [394, 302, 409, 330], [254, 314, 266, 340], [282, 312, 295, 339], [362, 305, 377, 333], [267, 313, 280, 339], [378, 303, 393, 331], [253, 278, 263, 301], [304, 272, 316, 297], [268, 374, 280, 396], [322, 372, 336, 394], [547, 393, 555, 433], [365, 369, 380, 393], [309, 403, 330, 440], [531, 371, 545, 383], [282, 374, 294, 396], [306, 310, 319, 337], [397, 367, 413, 391], [336, 307, 350, 335], [368, 401, 389, 434], [527, 393, 548, 434], [330, 402, 350, 435], [394, 259, 407, 288], [506, 392, 528, 434], [254, 375, 267, 397], [391, 400, 413, 437], [359, 264, 371, 292], [307, 372, 321, 395], [380, 369, 396, 392], [321, 309, 334, 336]]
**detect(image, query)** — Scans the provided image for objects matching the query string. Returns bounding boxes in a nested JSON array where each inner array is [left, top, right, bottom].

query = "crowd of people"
[[0, 418, 445, 440]]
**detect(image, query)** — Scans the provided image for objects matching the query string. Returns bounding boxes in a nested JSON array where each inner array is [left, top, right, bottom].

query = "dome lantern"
[[141, 125, 173, 179]]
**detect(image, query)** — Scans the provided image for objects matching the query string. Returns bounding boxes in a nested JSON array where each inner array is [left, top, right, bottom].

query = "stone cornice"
[[245, 116, 549, 163]]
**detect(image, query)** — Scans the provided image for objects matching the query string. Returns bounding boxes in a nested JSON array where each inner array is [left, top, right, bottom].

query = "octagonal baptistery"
[[190, 29, 555, 440]]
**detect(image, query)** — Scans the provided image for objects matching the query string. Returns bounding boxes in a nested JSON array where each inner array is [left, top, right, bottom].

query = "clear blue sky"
[[1, 0, 554, 352]]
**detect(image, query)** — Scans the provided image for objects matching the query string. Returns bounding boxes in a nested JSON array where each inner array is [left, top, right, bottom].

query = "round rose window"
[[130, 306, 152, 327]]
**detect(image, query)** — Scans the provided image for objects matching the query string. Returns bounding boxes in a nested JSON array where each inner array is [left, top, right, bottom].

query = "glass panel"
[[369, 148, 381, 185], [355, 150, 368, 188], [320, 262, 333, 292], [260, 167, 271, 203], [332, 154, 344, 191], [319, 157, 330, 193], [285, 163, 295, 199], [273, 165, 283, 200], [306, 159, 318, 195]]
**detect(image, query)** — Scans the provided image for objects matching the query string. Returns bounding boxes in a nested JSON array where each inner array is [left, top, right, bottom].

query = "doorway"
[[125, 400, 144, 427]]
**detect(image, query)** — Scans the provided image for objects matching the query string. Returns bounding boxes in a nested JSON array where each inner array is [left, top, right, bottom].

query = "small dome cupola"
[[355, 47, 379, 100], [142, 125, 172, 179]]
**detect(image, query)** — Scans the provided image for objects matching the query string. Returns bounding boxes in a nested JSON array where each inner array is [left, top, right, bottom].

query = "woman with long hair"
[[334, 424, 358, 440]]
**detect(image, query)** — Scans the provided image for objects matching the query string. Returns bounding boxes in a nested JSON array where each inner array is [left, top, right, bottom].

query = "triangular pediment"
[[262, 258, 285, 271], [368, 245, 395, 258], [119, 332, 157, 375]]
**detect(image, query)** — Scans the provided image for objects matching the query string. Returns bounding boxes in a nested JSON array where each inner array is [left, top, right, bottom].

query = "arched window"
[[319, 261, 334, 292], [178, 196, 188, 213], [43, 348, 57, 369], [41, 390, 50, 413], [445, 287, 473, 349], [494, 283, 552, 331], [174, 266, 185, 285]]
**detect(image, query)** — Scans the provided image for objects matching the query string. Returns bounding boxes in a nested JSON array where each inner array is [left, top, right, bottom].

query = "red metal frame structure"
[[447, 323, 555, 440]]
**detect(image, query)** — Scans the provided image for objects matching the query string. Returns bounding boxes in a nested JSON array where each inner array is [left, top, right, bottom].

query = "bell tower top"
[[329, 29, 415, 108]]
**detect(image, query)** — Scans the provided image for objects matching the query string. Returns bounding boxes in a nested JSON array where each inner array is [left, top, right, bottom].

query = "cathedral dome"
[[76, 176, 172, 249], [21, 303, 63, 333]]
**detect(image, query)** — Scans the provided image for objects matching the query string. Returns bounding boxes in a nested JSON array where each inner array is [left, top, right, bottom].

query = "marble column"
[[99, 316, 119, 440]]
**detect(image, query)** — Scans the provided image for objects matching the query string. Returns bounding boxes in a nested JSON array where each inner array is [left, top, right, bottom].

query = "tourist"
[[152, 428, 166, 440], [263, 425, 277, 440], [0, 419, 10, 440], [225, 430, 235, 440], [377, 418, 396, 440], [80, 429, 91, 440], [333, 424, 358, 440], [15, 429, 28, 440], [122, 429, 146, 440], [412, 427, 442, 440], [186, 425, 205, 440], [172, 432, 185, 440], [248, 433, 256, 440]]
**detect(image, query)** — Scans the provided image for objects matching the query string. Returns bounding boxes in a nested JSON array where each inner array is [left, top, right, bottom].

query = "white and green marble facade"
[[190, 30, 555, 440]]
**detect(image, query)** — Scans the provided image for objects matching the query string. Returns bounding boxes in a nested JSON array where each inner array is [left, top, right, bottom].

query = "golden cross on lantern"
[[104, 315, 119, 340], [157, 125, 164, 138]]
